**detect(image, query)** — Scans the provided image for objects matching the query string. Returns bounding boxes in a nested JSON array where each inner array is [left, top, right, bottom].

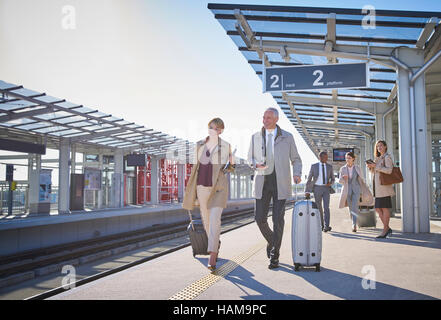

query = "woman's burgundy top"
[[197, 145, 214, 187]]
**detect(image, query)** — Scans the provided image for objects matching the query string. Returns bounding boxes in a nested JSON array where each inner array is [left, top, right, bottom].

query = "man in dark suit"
[[248, 108, 302, 269], [305, 151, 335, 232]]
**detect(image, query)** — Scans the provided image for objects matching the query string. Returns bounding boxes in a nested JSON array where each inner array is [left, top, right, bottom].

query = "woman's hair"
[[345, 151, 356, 159], [208, 118, 225, 130], [374, 140, 387, 158]]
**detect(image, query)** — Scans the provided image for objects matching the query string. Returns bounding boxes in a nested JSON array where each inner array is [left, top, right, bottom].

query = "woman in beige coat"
[[367, 140, 395, 239], [338, 152, 373, 232], [182, 118, 234, 271]]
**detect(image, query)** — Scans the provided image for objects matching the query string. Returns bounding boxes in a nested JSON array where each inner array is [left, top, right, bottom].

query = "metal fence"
[[0, 183, 28, 215], [0, 183, 59, 215]]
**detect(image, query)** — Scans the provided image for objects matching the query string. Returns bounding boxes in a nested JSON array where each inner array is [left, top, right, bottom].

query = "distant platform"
[[0, 199, 255, 256], [50, 195, 441, 300]]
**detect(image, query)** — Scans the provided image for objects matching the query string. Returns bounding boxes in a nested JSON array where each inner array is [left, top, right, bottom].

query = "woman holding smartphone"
[[339, 152, 372, 232], [183, 118, 235, 270], [366, 140, 395, 238]]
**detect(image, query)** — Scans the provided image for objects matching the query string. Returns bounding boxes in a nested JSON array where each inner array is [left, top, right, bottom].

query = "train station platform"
[[0, 199, 254, 256], [49, 194, 441, 300]]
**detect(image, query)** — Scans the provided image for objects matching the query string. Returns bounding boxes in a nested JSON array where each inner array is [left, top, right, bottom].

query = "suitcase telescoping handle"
[[187, 210, 195, 231]]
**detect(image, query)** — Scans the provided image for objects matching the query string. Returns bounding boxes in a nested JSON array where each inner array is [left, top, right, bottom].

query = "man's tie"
[[266, 133, 274, 175], [322, 163, 326, 185]]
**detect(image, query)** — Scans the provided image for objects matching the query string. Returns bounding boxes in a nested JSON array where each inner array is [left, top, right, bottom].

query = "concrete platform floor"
[[50, 195, 441, 300]]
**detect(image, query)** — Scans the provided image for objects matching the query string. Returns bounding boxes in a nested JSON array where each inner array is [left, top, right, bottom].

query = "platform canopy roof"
[[0, 80, 253, 174], [209, 3, 441, 155]]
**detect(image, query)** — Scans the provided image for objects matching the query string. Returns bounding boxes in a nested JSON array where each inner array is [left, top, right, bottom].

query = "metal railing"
[[0, 183, 28, 215]]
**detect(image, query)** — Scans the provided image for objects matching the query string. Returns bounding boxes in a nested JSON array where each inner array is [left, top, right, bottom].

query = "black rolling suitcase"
[[187, 210, 209, 257]]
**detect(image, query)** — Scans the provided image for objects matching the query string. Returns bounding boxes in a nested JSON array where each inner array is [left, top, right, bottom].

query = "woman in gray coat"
[[339, 152, 362, 232]]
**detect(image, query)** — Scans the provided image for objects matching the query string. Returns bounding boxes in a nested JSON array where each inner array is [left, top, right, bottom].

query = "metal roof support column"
[[98, 153, 103, 209], [58, 138, 71, 214], [71, 144, 76, 174], [236, 173, 241, 199], [395, 52, 414, 232], [28, 153, 41, 214], [177, 163, 185, 203], [150, 156, 159, 204], [228, 174, 231, 200], [112, 148, 124, 208], [394, 47, 431, 233], [360, 143, 367, 181], [434, 137, 441, 216], [382, 101, 396, 159], [375, 112, 384, 142], [365, 135, 373, 166], [412, 52, 431, 233], [427, 102, 435, 217]]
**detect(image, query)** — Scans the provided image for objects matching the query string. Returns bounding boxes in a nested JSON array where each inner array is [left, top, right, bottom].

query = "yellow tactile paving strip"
[[168, 240, 266, 300]]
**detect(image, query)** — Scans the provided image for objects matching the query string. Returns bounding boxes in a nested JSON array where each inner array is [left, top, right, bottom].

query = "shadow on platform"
[[276, 264, 437, 300], [195, 257, 304, 300], [224, 266, 305, 300], [329, 230, 441, 250], [195, 257, 437, 300]]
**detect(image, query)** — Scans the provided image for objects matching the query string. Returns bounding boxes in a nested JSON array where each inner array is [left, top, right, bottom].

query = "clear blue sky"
[[1, 0, 440, 182]]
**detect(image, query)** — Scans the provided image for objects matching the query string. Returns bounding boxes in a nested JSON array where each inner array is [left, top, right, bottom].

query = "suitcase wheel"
[[315, 264, 321, 272], [294, 263, 301, 272]]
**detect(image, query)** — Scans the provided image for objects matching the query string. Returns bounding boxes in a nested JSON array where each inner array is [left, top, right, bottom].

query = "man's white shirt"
[[315, 162, 328, 186], [265, 127, 277, 152]]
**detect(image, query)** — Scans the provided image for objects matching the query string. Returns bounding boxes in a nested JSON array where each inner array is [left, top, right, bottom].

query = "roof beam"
[[0, 88, 173, 145], [68, 128, 128, 142], [309, 135, 363, 145], [302, 120, 374, 137], [425, 24, 441, 61], [326, 13, 340, 140], [209, 4, 441, 18], [282, 92, 320, 155], [0, 106, 56, 123], [416, 17, 439, 49], [387, 83, 398, 104], [283, 94, 390, 114], [251, 39, 397, 69], [234, 9, 255, 42], [325, 13, 336, 59]]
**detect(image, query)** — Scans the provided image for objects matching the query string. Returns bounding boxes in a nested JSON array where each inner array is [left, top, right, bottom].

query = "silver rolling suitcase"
[[291, 198, 322, 272]]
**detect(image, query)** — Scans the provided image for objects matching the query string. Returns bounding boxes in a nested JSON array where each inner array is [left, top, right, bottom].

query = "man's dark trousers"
[[255, 170, 286, 262]]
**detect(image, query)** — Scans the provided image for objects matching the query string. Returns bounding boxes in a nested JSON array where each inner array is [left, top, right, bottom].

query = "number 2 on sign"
[[270, 74, 280, 88], [313, 69, 324, 86]]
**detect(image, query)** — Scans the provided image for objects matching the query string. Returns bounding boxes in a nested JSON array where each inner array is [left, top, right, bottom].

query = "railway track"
[[0, 199, 298, 299]]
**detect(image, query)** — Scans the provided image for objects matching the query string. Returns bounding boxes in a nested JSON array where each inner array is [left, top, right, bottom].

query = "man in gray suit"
[[305, 151, 335, 232], [248, 108, 302, 269]]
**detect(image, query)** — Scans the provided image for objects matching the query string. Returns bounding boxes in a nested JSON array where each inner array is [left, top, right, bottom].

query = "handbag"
[[379, 156, 403, 185], [380, 167, 403, 185]]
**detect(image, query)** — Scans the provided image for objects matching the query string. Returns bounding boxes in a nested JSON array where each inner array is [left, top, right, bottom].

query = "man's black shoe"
[[268, 260, 279, 269]]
